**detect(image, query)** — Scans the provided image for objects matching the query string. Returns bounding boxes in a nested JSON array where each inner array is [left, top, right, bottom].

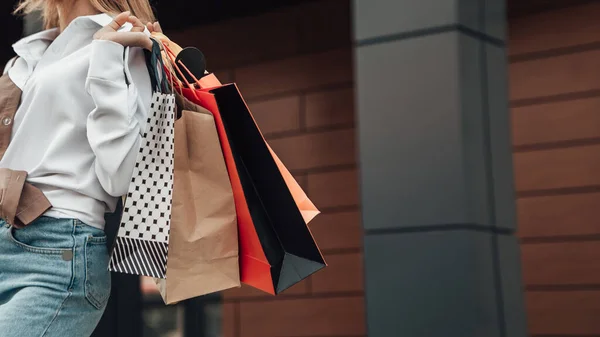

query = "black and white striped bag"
[[109, 40, 175, 279]]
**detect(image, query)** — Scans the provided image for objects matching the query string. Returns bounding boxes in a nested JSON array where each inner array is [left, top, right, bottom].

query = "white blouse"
[[1, 13, 152, 230]]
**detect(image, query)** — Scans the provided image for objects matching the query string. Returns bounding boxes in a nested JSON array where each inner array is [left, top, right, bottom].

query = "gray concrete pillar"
[[352, 1, 527, 336]]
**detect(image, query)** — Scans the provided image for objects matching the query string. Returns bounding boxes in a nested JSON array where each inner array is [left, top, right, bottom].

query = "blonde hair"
[[15, 0, 156, 29]]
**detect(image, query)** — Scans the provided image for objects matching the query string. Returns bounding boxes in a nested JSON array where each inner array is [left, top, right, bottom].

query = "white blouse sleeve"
[[85, 39, 152, 197], [3, 56, 18, 75]]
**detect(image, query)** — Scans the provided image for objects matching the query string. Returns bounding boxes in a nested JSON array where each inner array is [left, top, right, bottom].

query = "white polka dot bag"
[[109, 40, 175, 279]]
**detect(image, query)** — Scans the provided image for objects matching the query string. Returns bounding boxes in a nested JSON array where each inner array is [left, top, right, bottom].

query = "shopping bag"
[[155, 92, 240, 304], [158, 40, 324, 294], [109, 40, 176, 279], [178, 82, 325, 295], [191, 74, 320, 224]]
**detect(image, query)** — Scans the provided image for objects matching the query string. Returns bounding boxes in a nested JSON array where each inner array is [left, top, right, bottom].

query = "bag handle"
[[144, 38, 171, 94], [166, 46, 221, 89], [161, 43, 200, 100]]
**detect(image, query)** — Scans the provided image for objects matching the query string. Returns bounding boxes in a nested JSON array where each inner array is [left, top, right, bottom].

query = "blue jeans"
[[0, 217, 111, 337]]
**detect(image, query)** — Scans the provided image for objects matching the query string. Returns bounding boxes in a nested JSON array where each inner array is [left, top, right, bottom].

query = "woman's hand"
[[146, 21, 163, 34], [93, 11, 153, 50], [145, 21, 170, 47]]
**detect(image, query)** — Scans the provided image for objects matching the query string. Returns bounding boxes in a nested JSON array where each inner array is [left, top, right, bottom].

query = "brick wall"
[[169, 1, 365, 336], [166, 1, 600, 336], [510, 2, 600, 336]]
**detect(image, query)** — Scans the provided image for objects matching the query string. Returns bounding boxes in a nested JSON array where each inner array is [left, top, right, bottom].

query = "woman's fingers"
[[108, 31, 153, 50], [128, 15, 145, 32], [95, 12, 157, 50], [145, 21, 163, 34], [153, 22, 163, 33], [107, 11, 130, 31], [105, 12, 146, 33]]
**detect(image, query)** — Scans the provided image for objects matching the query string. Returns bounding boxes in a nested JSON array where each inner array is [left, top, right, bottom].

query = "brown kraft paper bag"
[[156, 95, 240, 304]]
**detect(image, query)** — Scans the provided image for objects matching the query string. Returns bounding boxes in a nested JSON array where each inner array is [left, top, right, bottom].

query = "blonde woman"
[[0, 1, 161, 336]]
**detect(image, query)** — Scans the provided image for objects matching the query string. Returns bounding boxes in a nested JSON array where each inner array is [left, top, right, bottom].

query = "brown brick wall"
[[170, 1, 364, 337], [165, 0, 600, 335], [510, 2, 600, 336]]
